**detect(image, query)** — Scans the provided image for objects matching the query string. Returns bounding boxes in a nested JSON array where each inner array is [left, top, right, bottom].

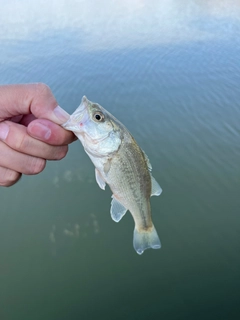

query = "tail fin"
[[133, 225, 161, 255]]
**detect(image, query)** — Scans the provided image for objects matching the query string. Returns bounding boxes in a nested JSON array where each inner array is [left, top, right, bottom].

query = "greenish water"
[[0, 1, 240, 319]]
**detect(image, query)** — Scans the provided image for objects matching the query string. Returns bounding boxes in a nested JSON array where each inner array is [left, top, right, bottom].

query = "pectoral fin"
[[151, 175, 162, 196], [95, 169, 106, 190], [110, 196, 127, 222], [103, 159, 111, 174]]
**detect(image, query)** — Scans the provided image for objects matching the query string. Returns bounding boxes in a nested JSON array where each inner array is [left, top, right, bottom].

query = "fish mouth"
[[62, 96, 89, 131], [62, 95, 110, 145], [62, 112, 87, 132]]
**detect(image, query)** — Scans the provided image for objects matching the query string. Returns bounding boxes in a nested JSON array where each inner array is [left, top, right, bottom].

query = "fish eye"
[[93, 112, 104, 122]]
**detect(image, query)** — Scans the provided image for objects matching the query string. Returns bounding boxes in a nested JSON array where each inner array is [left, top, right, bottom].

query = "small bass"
[[62, 97, 162, 254]]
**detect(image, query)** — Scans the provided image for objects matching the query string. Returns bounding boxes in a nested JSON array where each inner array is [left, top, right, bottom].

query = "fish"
[[62, 96, 162, 254]]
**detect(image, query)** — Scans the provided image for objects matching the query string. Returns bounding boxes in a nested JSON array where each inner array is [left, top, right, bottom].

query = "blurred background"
[[0, 1, 240, 319]]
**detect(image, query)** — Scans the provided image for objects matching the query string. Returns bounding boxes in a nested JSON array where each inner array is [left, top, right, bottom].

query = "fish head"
[[62, 96, 122, 155]]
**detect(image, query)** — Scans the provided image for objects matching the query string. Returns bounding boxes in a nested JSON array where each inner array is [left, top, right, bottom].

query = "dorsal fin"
[[142, 149, 162, 196], [141, 149, 152, 171], [151, 175, 162, 196]]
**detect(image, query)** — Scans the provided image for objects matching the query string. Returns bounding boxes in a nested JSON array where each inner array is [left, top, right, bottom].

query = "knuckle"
[[4, 122, 32, 153], [26, 157, 46, 175], [24, 83, 50, 110], [14, 134, 30, 151], [34, 82, 51, 96], [31, 83, 56, 118]]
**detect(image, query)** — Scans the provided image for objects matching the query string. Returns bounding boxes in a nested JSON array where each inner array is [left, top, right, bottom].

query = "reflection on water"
[[49, 214, 99, 257], [0, 1, 240, 320], [1, 0, 240, 51]]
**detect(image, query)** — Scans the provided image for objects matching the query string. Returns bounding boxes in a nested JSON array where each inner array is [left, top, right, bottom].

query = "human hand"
[[0, 83, 76, 187]]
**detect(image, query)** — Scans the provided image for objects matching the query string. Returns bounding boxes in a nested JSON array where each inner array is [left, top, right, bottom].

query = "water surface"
[[0, 1, 240, 319]]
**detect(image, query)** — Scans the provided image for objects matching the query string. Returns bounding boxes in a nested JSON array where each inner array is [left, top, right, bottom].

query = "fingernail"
[[29, 123, 51, 140], [0, 122, 9, 140], [53, 105, 70, 123]]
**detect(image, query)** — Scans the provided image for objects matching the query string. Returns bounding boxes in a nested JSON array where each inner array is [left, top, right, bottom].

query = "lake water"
[[0, 1, 240, 319]]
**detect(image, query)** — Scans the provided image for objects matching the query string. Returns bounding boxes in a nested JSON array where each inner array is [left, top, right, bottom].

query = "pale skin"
[[0, 83, 76, 187]]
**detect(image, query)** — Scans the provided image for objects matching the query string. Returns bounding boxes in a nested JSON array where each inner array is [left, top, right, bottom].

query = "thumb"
[[0, 83, 69, 124]]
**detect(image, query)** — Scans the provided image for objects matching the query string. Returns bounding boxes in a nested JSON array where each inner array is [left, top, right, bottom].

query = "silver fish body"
[[62, 96, 162, 254]]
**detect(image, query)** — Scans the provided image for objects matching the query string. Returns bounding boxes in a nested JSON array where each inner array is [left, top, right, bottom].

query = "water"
[[0, 1, 240, 319]]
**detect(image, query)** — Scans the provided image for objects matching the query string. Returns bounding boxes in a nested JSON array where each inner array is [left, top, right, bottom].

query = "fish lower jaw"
[[81, 131, 110, 145]]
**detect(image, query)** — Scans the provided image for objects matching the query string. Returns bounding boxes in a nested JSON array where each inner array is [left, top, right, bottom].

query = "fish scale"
[[108, 140, 152, 229], [62, 96, 162, 254]]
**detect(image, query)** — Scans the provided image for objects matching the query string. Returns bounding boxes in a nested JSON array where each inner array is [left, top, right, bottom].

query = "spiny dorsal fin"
[[142, 149, 152, 171], [142, 149, 162, 196]]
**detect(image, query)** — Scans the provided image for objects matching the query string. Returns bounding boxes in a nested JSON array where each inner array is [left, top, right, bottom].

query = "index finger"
[[0, 83, 69, 124]]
